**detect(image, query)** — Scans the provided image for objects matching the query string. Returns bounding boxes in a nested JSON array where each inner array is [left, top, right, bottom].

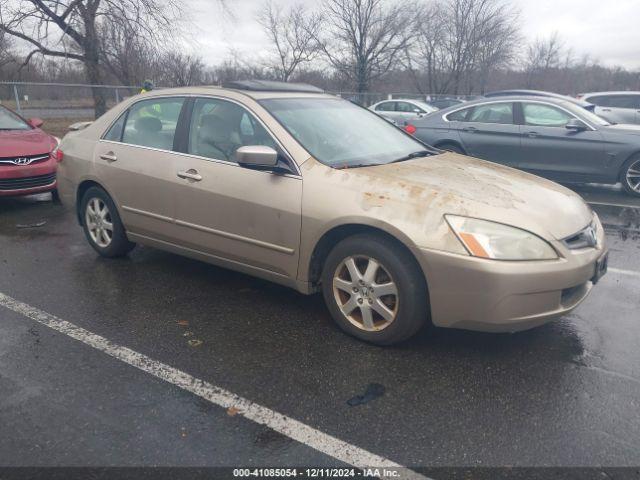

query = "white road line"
[[0, 292, 428, 480], [609, 267, 640, 278]]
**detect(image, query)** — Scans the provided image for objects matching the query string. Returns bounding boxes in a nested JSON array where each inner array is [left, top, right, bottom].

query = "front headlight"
[[445, 215, 558, 261]]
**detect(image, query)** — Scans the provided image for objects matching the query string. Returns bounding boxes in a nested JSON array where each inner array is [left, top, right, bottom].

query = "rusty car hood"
[[327, 152, 593, 240]]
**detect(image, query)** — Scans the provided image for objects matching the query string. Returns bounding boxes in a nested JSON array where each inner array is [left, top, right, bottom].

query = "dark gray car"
[[410, 96, 640, 196]]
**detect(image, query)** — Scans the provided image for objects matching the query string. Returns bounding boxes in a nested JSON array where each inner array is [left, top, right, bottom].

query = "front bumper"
[[417, 240, 607, 333], [0, 157, 57, 197]]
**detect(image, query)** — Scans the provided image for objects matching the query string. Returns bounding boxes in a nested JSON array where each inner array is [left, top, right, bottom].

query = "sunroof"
[[223, 80, 324, 93]]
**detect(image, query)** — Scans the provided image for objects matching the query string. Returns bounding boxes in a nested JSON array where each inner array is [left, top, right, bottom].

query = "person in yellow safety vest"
[[140, 79, 154, 94]]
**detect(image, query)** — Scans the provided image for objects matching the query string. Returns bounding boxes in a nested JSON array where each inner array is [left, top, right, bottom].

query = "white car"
[[369, 99, 438, 124], [578, 91, 640, 125]]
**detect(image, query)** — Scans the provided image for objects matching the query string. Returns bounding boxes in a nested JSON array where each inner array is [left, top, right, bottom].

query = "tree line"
[[1, 0, 639, 118]]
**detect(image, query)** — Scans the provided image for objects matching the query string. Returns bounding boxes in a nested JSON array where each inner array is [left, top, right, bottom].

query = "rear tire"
[[80, 186, 135, 257], [621, 155, 640, 197], [321, 234, 429, 345]]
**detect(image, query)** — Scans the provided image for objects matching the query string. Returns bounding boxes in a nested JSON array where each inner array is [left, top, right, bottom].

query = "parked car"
[[56, 81, 607, 345], [369, 99, 438, 124], [427, 98, 466, 110], [578, 91, 640, 125], [0, 105, 60, 199], [485, 90, 596, 113], [409, 96, 640, 197]]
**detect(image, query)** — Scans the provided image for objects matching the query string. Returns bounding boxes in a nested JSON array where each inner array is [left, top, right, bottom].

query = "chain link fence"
[[0, 82, 140, 120], [0, 81, 476, 136]]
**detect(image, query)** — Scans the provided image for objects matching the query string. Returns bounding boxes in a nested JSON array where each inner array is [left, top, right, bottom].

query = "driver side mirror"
[[565, 118, 588, 132], [236, 145, 278, 169], [413, 108, 424, 117], [28, 118, 44, 128]]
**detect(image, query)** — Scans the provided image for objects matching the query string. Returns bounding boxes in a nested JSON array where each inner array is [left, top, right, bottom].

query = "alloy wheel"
[[85, 197, 113, 248], [626, 158, 640, 193], [332, 255, 399, 332]]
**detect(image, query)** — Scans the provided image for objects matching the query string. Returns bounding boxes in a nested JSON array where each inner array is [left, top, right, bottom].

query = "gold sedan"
[[56, 81, 608, 345]]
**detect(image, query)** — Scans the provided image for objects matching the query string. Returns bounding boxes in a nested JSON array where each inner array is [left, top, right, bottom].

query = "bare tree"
[[0, 0, 184, 117], [158, 52, 205, 86], [316, 0, 417, 94], [257, 0, 320, 82], [99, 15, 159, 87], [0, 30, 16, 69], [408, 0, 520, 95], [524, 32, 563, 88]]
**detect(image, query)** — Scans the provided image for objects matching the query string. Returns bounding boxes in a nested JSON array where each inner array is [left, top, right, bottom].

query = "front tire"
[[321, 234, 429, 345], [621, 155, 640, 197], [80, 186, 135, 257]]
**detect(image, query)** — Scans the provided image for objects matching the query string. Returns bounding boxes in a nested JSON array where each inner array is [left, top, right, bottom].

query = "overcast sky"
[[188, 0, 640, 70]]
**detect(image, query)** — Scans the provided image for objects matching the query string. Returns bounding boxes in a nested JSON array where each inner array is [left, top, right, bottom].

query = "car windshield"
[[0, 106, 30, 130], [560, 101, 611, 126], [260, 97, 431, 168]]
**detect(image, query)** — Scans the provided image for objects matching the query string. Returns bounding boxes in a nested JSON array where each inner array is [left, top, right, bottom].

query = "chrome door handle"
[[462, 126, 477, 133], [177, 169, 202, 181], [99, 152, 117, 162], [526, 131, 539, 138]]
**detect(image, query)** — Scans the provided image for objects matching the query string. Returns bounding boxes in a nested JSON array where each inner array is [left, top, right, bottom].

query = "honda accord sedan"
[[408, 96, 640, 196], [56, 81, 608, 345], [0, 105, 60, 198]]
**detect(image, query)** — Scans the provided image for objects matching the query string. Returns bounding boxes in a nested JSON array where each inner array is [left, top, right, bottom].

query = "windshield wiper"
[[388, 150, 432, 164], [334, 163, 375, 170]]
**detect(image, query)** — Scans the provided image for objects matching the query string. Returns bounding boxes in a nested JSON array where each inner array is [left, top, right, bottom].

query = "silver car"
[[369, 99, 438, 124], [578, 92, 640, 125]]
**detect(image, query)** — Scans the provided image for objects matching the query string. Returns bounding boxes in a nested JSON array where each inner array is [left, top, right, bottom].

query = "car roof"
[[139, 85, 333, 101], [374, 98, 425, 104], [484, 90, 593, 108], [485, 89, 567, 98], [222, 80, 324, 93], [436, 95, 576, 112]]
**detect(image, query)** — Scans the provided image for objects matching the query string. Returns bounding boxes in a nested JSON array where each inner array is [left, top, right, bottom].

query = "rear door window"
[[121, 97, 185, 150], [446, 107, 472, 122], [375, 102, 396, 112], [589, 95, 639, 109], [396, 102, 419, 113], [468, 103, 514, 124], [103, 113, 126, 141], [606, 95, 639, 109]]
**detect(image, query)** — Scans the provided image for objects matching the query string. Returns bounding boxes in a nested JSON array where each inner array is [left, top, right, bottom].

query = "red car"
[[0, 105, 60, 198]]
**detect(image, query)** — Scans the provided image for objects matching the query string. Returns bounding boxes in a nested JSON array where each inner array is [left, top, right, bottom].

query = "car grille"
[[563, 222, 599, 250], [0, 153, 50, 166], [0, 173, 56, 191]]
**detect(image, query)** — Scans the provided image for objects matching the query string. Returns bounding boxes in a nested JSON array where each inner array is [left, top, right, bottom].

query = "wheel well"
[[76, 180, 102, 225], [620, 151, 640, 180], [434, 140, 465, 153], [308, 224, 427, 289]]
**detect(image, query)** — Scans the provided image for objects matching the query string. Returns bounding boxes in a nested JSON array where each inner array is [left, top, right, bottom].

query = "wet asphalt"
[[0, 185, 639, 473]]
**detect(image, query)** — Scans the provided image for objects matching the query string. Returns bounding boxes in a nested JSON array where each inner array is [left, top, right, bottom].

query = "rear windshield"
[[0, 107, 30, 131], [259, 97, 428, 168]]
